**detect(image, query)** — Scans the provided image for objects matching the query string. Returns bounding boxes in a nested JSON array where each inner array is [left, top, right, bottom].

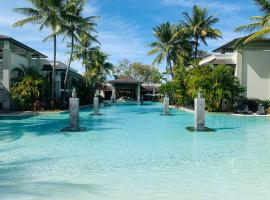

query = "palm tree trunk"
[[63, 35, 74, 104], [194, 35, 199, 59], [51, 34, 57, 107], [167, 55, 174, 79]]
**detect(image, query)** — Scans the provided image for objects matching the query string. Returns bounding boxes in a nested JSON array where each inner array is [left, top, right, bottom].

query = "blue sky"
[[0, 0, 260, 73]]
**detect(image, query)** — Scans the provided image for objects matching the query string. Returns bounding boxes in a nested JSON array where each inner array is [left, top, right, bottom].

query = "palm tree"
[[235, 0, 270, 44], [148, 22, 190, 79], [85, 49, 113, 93], [61, 0, 99, 91], [181, 5, 222, 59], [14, 0, 65, 106], [73, 33, 100, 85]]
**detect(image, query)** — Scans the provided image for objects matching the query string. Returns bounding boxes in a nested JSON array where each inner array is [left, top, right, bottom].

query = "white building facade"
[[200, 38, 270, 100]]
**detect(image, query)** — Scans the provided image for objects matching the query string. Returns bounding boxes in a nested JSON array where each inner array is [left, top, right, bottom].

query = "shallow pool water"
[[1, 104, 270, 200]]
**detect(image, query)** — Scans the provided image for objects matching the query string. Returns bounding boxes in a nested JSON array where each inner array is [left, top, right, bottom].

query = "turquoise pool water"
[[1, 104, 270, 200]]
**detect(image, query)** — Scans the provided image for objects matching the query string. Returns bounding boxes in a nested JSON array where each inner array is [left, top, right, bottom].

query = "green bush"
[[10, 76, 47, 110], [187, 64, 245, 111]]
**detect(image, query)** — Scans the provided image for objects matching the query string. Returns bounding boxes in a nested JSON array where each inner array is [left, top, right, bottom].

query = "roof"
[[213, 38, 240, 53], [199, 53, 237, 66], [42, 60, 78, 73], [109, 76, 144, 84], [0, 35, 47, 58], [213, 36, 270, 53]]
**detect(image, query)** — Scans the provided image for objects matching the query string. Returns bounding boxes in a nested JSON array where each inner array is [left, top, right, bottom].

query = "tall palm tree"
[[181, 5, 222, 59], [235, 0, 270, 44], [14, 0, 65, 105], [148, 22, 190, 79], [61, 0, 99, 90], [73, 33, 99, 84], [85, 49, 113, 93]]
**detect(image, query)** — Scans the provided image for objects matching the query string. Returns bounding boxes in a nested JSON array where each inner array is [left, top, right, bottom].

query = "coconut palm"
[[148, 22, 190, 79], [85, 49, 113, 93], [181, 5, 222, 59], [14, 0, 65, 105], [235, 0, 270, 44], [73, 33, 100, 83], [61, 0, 99, 90]]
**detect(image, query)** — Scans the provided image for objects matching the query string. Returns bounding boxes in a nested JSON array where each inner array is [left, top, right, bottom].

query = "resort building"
[[200, 38, 270, 100], [41, 60, 84, 102], [0, 35, 46, 110], [103, 76, 160, 103], [0, 35, 84, 110]]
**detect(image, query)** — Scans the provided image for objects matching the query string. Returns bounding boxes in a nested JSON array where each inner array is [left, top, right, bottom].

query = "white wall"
[[242, 50, 270, 100], [10, 52, 28, 70]]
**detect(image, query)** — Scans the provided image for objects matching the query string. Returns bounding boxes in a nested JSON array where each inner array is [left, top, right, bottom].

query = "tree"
[[181, 5, 222, 59], [112, 60, 162, 83], [85, 49, 113, 94], [148, 23, 190, 78], [73, 33, 99, 78], [187, 64, 245, 111], [235, 0, 270, 44], [129, 62, 162, 83], [113, 59, 132, 79], [61, 0, 99, 95], [14, 0, 65, 106]]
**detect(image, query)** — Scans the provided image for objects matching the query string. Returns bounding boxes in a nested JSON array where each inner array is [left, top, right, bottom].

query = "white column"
[[27, 53, 33, 67], [93, 96, 99, 115], [55, 71, 61, 99], [111, 84, 116, 102], [2, 41, 11, 109], [194, 93, 205, 131], [163, 95, 169, 115], [69, 97, 79, 131], [137, 84, 141, 103]]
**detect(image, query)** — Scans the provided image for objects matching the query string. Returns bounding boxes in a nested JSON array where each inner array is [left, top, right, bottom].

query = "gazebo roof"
[[109, 76, 144, 84]]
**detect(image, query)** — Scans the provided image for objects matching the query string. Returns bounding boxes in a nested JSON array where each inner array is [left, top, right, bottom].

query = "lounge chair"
[[236, 105, 253, 115]]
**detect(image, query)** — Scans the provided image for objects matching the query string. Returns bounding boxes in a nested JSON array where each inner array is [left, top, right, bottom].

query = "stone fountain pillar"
[[194, 91, 205, 131], [93, 96, 99, 115], [163, 94, 169, 115], [61, 88, 86, 132]]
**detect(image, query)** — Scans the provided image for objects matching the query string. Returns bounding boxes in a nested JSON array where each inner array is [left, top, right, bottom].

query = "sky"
[[0, 0, 261, 73]]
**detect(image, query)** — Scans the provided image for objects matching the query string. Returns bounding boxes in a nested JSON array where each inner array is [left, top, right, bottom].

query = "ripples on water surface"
[[0, 104, 270, 200]]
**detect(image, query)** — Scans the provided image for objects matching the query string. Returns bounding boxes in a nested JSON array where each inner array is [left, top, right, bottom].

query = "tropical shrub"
[[10, 76, 47, 110], [187, 64, 245, 111]]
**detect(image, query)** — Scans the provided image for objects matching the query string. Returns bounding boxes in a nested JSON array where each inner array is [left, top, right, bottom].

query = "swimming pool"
[[0, 104, 270, 200]]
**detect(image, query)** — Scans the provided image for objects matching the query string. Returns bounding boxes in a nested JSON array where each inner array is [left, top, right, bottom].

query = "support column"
[[93, 96, 99, 115], [2, 41, 11, 110], [194, 92, 205, 131], [137, 84, 141, 103], [111, 84, 116, 102], [27, 53, 33, 67], [55, 72, 61, 99], [163, 94, 169, 115]]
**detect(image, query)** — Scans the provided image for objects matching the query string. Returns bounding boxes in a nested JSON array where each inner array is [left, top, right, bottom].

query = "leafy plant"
[[187, 64, 245, 111], [10, 76, 47, 110]]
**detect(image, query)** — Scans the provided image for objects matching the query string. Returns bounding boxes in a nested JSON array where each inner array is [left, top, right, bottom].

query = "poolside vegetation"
[[8, 0, 270, 113], [149, 3, 270, 113]]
